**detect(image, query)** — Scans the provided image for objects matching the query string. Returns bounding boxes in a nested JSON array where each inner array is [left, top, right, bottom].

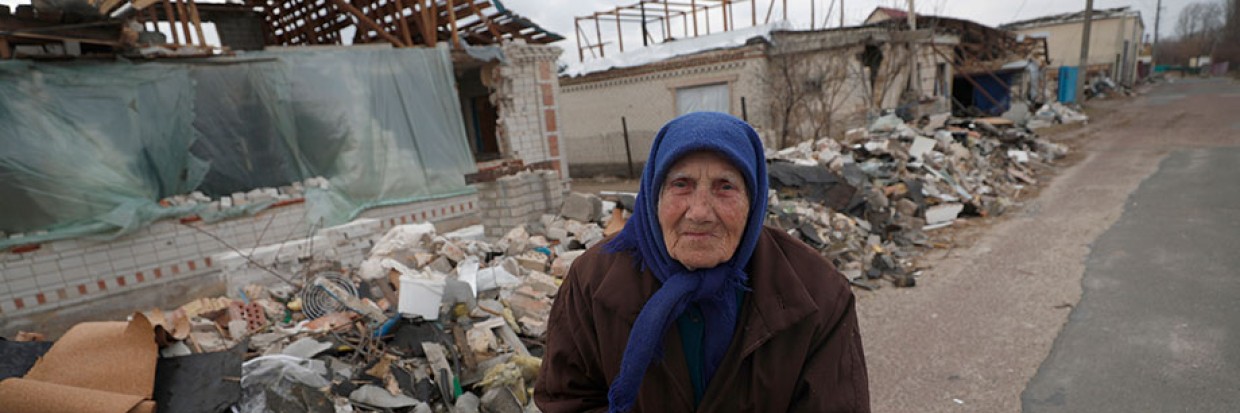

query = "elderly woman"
[[535, 112, 869, 412]]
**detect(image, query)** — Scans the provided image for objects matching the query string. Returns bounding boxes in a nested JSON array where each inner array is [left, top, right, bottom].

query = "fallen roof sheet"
[[561, 21, 789, 78]]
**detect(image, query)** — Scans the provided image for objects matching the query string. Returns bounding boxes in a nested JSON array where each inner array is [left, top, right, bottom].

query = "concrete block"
[[560, 192, 603, 222], [925, 203, 964, 225]]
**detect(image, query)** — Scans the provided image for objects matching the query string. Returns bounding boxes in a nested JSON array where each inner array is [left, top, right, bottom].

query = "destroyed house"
[[867, 14, 1051, 117], [557, 7, 1014, 177], [0, 0, 570, 333], [1000, 7, 1144, 87]]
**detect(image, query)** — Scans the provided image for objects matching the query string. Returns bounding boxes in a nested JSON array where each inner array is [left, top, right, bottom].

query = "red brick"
[[116, 276, 127, 287], [78, 284, 88, 295], [97, 280, 108, 291], [544, 109, 557, 132], [153, 268, 163, 278], [36, 293, 46, 305], [135, 272, 145, 283], [205, 257, 213, 267], [187, 260, 197, 271], [538, 61, 552, 81], [172, 264, 180, 275], [14, 298, 24, 310], [541, 84, 554, 106]]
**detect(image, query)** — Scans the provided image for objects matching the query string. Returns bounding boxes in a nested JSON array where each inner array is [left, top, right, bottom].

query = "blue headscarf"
[[604, 112, 768, 412]]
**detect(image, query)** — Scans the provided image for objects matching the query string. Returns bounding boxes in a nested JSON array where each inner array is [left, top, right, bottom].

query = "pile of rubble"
[[765, 111, 1068, 289], [0, 112, 1073, 412], [0, 195, 621, 413]]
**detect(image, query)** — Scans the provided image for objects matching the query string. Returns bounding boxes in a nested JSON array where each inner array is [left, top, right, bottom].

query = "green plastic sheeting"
[[0, 45, 477, 249]]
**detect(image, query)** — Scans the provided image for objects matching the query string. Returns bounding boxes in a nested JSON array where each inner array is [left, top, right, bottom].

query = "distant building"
[[1001, 7, 1145, 86], [863, 7, 910, 25]]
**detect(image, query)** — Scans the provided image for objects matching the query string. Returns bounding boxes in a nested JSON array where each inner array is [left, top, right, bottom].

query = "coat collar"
[[594, 228, 818, 328], [592, 228, 820, 406]]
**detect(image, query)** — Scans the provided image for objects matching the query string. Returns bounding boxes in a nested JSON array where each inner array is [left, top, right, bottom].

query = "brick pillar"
[[493, 40, 570, 183]]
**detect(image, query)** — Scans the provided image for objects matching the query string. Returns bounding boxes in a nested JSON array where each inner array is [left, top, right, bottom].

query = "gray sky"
[[0, 0, 1202, 52]]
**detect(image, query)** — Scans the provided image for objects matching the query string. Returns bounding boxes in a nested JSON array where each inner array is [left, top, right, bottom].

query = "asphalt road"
[[1023, 100, 1240, 408], [857, 77, 1240, 412]]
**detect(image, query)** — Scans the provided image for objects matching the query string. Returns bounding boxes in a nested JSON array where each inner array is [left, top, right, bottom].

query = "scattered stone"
[[560, 192, 603, 222]]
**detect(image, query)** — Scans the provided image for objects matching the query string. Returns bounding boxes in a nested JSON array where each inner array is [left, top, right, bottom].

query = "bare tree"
[[767, 50, 860, 149], [1220, 0, 1240, 67], [1176, 1, 1226, 57]]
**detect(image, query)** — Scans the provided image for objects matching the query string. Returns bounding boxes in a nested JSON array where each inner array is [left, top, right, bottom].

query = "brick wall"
[[473, 170, 563, 239], [0, 193, 478, 319], [492, 41, 569, 181]]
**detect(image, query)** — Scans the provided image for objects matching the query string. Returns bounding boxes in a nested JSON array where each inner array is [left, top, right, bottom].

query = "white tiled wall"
[[0, 193, 479, 318]]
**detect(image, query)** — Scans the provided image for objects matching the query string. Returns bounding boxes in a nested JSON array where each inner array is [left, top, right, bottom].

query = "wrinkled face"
[[658, 151, 751, 270]]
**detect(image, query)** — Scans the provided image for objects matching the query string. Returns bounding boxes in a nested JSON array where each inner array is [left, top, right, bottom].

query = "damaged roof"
[[1000, 7, 1142, 31]]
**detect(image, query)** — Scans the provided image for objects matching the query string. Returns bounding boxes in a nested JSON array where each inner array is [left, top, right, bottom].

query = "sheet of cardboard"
[[0, 379, 154, 413], [0, 313, 158, 413]]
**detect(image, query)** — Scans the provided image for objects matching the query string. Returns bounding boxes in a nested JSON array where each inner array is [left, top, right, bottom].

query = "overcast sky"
[[0, 0, 1204, 53]]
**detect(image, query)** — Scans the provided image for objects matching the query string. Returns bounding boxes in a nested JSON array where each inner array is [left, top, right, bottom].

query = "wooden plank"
[[161, 0, 180, 44], [446, 0, 459, 48], [187, 0, 206, 47], [394, 0, 414, 46], [421, 0, 436, 46], [467, 0, 500, 38], [175, 0, 193, 44], [327, 0, 407, 47], [0, 37, 10, 59], [98, 0, 126, 15], [132, 0, 163, 10]]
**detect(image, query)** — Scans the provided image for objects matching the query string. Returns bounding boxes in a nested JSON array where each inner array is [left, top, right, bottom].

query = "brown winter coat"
[[534, 227, 870, 412]]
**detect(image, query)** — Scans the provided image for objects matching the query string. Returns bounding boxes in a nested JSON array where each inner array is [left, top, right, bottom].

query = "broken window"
[[857, 44, 884, 95]]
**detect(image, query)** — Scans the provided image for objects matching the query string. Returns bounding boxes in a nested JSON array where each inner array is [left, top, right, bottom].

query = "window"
[[934, 63, 948, 96], [675, 82, 730, 116]]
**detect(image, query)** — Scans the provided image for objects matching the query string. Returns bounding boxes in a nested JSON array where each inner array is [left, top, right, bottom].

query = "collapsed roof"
[[1000, 7, 1142, 31]]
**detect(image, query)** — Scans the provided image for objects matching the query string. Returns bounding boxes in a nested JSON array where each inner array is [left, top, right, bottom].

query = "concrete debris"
[[559, 192, 604, 222], [1029, 102, 1089, 129], [7, 178, 626, 411], [5, 101, 1069, 411], [766, 108, 1069, 288]]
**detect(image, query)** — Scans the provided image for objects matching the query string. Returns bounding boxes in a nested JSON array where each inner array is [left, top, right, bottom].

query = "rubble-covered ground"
[[0, 107, 1089, 413]]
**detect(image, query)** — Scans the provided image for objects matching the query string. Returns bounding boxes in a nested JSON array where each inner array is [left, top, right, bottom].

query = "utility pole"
[[1153, 0, 1162, 64], [907, 0, 921, 98], [840, 0, 844, 27], [1076, 0, 1094, 103]]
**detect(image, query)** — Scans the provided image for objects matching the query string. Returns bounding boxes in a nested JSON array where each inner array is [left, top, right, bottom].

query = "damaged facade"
[[1001, 7, 1145, 87], [0, 0, 569, 338], [558, 10, 1045, 177]]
